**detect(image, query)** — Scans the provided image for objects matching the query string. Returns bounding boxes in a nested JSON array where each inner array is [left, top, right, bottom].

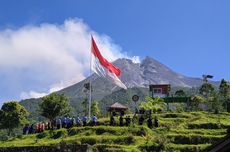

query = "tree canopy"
[[175, 89, 186, 97], [139, 96, 166, 113], [91, 101, 100, 116], [0, 101, 29, 136], [39, 93, 70, 121], [199, 83, 214, 98], [219, 79, 230, 112], [190, 95, 205, 111]]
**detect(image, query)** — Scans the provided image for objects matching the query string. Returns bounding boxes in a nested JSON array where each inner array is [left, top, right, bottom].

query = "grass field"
[[0, 112, 230, 152]]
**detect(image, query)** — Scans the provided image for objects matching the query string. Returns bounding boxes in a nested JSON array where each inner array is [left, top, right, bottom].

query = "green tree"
[[226, 94, 230, 112], [39, 93, 70, 122], [219, 79, 230, 95], [199, 83, 215, 98], [190, 95, 205, 111], [175, 90, 186, 97], [208, 91, 224, 114], [91, 101, 100, 116], [0, 101, 29, 136], [219, 79, 230, 112], [139, 96, 166, 113]]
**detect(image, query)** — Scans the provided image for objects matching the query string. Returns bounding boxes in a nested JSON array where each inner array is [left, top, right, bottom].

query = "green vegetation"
[[190, 95, 205, 111], [39, 93, 71, 122], [1, 79, 230, 151], [0, 101, 29, 136], [174, 89, 186, 97], [91, 101, 101, 116], [0, 112, 229, 152], [219, 79, 230, 112], [139, 96, 166, 113]]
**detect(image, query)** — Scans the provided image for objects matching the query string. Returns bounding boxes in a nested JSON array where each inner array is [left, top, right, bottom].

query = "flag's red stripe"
[[91, 36, 121, 77]]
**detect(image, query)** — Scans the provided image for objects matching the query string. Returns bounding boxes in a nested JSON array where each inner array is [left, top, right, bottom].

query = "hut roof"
[[108, 102, 128, 111]]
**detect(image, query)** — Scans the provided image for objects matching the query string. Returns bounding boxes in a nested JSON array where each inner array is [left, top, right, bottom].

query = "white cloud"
[[0, 18, 139, 100], [20, 91, 47, 99], [130, 56, 141, 64]]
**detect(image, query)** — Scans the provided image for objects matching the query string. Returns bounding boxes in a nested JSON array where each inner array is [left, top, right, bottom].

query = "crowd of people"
[[23, 112, 159, 135], [110, 112, 159, 129], [23, 114, 98, 135]]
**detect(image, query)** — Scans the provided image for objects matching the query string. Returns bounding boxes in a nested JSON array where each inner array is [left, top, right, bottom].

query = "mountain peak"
[[141, 56, 164, 66], [58, 55, 204, 100], [114, 58, 134, 65], [20, 55, 205, 117]]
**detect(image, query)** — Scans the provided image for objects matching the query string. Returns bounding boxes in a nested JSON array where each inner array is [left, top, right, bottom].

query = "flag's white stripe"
[[92, 55, 127, 89]]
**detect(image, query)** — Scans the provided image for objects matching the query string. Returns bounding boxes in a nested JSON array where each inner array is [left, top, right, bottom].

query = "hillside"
[[0, 112, 230, 152], [20, 56, 209, 120]]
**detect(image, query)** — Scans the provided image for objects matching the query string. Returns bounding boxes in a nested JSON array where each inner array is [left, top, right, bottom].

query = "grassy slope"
[[0, 112, 230, 152]]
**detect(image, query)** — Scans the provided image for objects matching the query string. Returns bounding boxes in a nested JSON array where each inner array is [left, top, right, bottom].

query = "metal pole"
[[89, 38, 92, 118]]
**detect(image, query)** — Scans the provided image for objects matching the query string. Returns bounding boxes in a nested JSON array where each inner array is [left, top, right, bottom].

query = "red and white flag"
[[91, 36, 127, 89]]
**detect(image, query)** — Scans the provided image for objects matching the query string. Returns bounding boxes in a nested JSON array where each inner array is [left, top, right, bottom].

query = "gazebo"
[[108, 102, 128, 114]]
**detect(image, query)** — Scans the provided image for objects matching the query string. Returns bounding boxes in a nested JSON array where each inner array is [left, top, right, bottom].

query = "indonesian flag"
[[91, 36, 127, 89]]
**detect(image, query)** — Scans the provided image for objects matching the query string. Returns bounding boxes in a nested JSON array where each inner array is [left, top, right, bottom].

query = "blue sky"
[[0, 0, 230, 103]]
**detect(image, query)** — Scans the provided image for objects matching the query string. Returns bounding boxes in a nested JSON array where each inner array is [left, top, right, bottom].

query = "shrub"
[[168, 134, 224, 144], [162, 113, 190, 118], [115, 135, 135, 145], [136, 127, 147, 136], [16, 135, 23, 139], [139, 142, 161, 152], [52, 129, 68, 139], [68, 128, 79, 136], [95, 127, 107, 135], [0, 134, 9, 141], [95, 127, 121, 135], [94, 144, 124, 152], [126, 136, 134, 144], [81, 137, 97, 145], [36, 132, 49, 139], [188, 123, 223, 129], [167, 144, 207, 152]]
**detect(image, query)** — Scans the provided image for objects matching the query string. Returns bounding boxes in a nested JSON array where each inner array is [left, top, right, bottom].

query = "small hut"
[[108, 102, 128, 115]]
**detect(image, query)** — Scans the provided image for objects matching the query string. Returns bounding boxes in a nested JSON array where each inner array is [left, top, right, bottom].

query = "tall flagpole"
[[89, 36, 92, 118]]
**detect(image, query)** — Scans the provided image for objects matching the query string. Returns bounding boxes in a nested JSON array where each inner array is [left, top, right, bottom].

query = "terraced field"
[[0, 112, 229, 152]]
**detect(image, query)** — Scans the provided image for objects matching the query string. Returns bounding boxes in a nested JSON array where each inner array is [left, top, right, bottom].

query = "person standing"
[[35, 123, 39, 133], [56, 118, 62, 129], [29, 124, 35, 134], [125, 116, 131, 126], [62, 117, 67, 128], [23, 124, 29, 135], [127, 116, 131, 126], [41, 122, 45, 132], [76, 116, 81, 127], [47, 121, 51, 130], [154, 116, 159, 127], [139, 115, 145, 125], [147, 116, 153, 129], [82, 115, 88, 126], [72, 117, 76, 127], [38, 122, 42, 133], [110, 115, 115, 126], [119, 116, 123, 126], [92, 115, 97, 126], [66, 117, 71, 128]]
